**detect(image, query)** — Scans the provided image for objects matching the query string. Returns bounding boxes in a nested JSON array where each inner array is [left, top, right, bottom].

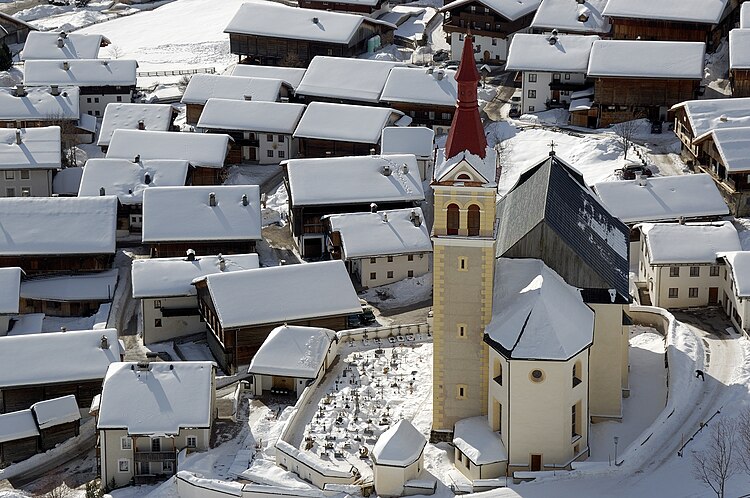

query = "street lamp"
[[614, 436, 619, 464]]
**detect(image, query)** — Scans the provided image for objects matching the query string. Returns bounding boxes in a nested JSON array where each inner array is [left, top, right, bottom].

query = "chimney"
[[410, 209, 421, 227], [99, 187, 105, 196], [144, 172, 151, 185], [186, 248, 196, 261], [427, 66, 433, 74], [62, 61, 69, 71], [720, 114, 728, 122], [134, 154, 140, 163], [57, 37, 64, 48], [436, 70, 444, 81], [137, 120, 145, 130], [242, 194, 248, 206], [218, 253, 226, 271], [637, 175, 648, 187], [679, 216, 685, 225], [102, 60, 108, 66], [60, 326, 67, 333], [244, 95, 252, 101], [382, 165, 392, 176], [209, 192, 216, 207], [383, 213, 389, 223], [370, 202, 378, 213], [548, 34, 558, 45], [402, 163, 409, 174], [100, 334, 110, 349], [60, 30, 67, 39], [312, 16, 319, 23], [128, 189, 132, 194], [50, 85, 60, 96], [15, 129, 21, 145], [14, 84, 25, 97]]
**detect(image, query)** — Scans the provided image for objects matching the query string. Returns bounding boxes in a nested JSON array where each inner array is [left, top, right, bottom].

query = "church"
[[431, 35, 631, 478]]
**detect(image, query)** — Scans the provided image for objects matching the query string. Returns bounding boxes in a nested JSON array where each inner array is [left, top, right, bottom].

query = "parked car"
[[433, 49, 449, 62], [617, 162, 653, 180], [508, 105, 522, 118]]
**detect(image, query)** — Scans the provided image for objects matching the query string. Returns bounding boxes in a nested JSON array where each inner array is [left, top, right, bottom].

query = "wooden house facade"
[[594, 78, 700, 126], [298, 0, 387, 15], [194, 261, 360, 374], [225, 3, 395, 67], [694, 128, 750, 216], [441, 0, 539, 62], [0, 254, 113, 276], [197, 284, 350, 374], [2, 379, 104, 414], [388, 102, 454, 131], [0, 12, 36, 45]]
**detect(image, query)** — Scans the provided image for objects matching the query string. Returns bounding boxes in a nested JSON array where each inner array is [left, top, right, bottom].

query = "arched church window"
[[447, 203, 460, 235], [467, 204, 481, 236], [457, 173, 471, 181]]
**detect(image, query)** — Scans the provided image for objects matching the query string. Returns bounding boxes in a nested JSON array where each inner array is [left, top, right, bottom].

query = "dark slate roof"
[[496, 154, 630, 300]]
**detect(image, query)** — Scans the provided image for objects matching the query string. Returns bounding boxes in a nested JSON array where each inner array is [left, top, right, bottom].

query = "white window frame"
[[186, 436, 197, 448], [121, 436, 132, 450], [118, 458, 130, 473]]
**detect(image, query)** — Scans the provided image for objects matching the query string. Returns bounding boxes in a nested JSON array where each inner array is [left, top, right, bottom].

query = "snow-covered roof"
[[197, 99, 306, 134], [78, 158, 189, 205], [296, 57, 402, 103], [97, 103, 174, 147], [224, 1, 393, 43], [199, 260, 361, 329], [285, 154, 424, 206], [20, 269, 119, 302], [0, 328, 121, 388], [719, 251, 750, 297], [0, 126, 61, 171], [453, 416, 507, 465], [142, 185, 261, 244], [593, 174, 728, 224], [248, 325, 336, 379], [569, 97, 592, 111], [531, 0, 609, 34], [327, 208, 432, 259], [434, 146, 498, 186], [730, 29, 750, 69], [106, 130, 230, 168], [181, 74, 283, 105], [0, 196, 117, 256], [697, 127, 750, 172], [380, 66, 457, 106], [602, 0, 729, 24], [7, 313, 45, 336], [672, 98, 750, 141], [485, 258, 594, 361], [587, 40, 705, 79], [231, 65, 306, 89], [0, 267, 22, 315], [642, 221, 741, 265], [440, 0, 541, 21], [22, 32, 105, 60], [131, 253, 259, 299], [506, 34, 598, 73], [24, 59, 138, 87], [293, 102, 405, 144], [0, 410, 38, 443], [275, 441, 353, 478], [743, 2, 750, 28], [97, 361, 214, 434], [31, 395, 81, 430], [371, 420, 426, 467], [0, 86, 80, 121], [381, 126, 434, 159], [52, 166, 83, 196]]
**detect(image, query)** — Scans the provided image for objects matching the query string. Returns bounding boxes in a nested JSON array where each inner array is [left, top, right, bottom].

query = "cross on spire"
[[548, 140, 557, 156]]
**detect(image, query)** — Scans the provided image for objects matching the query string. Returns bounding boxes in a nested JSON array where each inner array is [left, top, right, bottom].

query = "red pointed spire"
[[444, 35, 487, 160]]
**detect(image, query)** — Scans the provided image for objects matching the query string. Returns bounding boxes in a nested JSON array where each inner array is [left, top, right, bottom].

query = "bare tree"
[[693, 417, 739, 498], [46, 112, 82, 168], [612, 118, 642, 161], [735, 407, 750, 473], [177, 75, 191, 93], [105, 44, 124, 59], [280, 52, 303, 68]]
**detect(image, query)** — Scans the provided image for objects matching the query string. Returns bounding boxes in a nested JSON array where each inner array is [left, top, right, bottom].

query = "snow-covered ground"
[[360, 272, 432, 310]]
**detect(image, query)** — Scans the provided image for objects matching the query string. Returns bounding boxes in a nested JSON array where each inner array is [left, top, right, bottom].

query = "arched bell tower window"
[[467, 204, 481, 236], [457, 173, 471, 181], [447, 203, 460, 235]]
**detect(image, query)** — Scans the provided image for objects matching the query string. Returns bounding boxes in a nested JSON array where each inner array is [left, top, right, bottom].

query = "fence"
[[136, 67, 216, 78]]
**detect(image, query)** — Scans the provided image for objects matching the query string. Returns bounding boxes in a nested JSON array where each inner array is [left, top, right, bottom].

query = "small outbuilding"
[[371, 419, 429, 497], [248, 325, 337, 398]]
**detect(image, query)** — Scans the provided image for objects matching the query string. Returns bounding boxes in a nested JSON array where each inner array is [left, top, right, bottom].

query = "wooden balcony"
[[134, 450, 177, 463]]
